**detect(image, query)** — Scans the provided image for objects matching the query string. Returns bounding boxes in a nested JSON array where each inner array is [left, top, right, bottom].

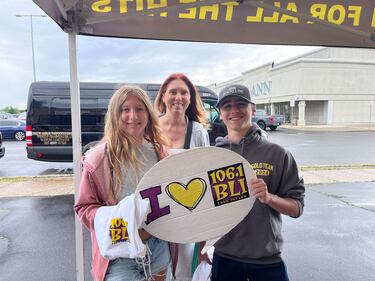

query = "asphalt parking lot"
[[1, 127, 375, 280], [284, 181, 375, 281], [0, 181, 375, 281]]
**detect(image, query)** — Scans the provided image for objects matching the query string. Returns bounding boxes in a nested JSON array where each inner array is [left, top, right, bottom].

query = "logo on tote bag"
[[109, 217, 129, 244]]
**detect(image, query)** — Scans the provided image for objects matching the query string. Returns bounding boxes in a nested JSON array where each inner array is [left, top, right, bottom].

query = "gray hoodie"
[[214, 124, 305, 264]]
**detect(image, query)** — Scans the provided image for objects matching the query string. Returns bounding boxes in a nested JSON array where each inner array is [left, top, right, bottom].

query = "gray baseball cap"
[[216, 84, 254, 108]]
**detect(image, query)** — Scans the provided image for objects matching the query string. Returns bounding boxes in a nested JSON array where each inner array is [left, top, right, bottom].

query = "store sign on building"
[[250, 81, 272, 97]]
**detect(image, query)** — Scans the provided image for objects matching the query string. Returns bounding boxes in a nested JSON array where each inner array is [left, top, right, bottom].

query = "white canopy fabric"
[[32, 1, 375, 280]]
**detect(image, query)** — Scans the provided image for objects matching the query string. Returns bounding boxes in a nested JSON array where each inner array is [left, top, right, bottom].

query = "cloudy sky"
[[0, 0, 318, 109]]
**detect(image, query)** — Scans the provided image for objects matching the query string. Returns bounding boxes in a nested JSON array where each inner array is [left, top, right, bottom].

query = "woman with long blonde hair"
[[75, 85, 170, 281]]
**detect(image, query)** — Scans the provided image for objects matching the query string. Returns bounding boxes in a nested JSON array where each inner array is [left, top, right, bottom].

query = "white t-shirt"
[[120, 143, 158, 199], [189, 121, 210, 148]]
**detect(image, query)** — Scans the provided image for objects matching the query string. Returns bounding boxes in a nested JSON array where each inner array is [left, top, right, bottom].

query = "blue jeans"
[[211, 252, 290, 281], [105, 237, 170, 281]]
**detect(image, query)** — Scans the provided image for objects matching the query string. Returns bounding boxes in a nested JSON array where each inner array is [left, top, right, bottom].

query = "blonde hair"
[[104, 85, 168, 201]]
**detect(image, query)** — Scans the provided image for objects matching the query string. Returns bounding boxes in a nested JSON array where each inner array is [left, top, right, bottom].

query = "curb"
[[299, 164, 375, 171], [0, 174, 73, 183], [280, 125, 375, 132], [0, 165, 374, 183], [1, 167, 374, 198]]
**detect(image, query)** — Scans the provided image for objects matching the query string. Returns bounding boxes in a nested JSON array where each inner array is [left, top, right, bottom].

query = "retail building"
[[210, 48, 375, 126]]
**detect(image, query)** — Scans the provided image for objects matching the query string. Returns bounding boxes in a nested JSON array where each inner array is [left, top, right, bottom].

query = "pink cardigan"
[[74, 142, 116, 281], [74, 142, 169, 281]]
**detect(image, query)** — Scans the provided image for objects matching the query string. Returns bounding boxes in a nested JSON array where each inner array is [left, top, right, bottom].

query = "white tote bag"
[[192, 261, 212, 281], [94, 194, 150, 260]]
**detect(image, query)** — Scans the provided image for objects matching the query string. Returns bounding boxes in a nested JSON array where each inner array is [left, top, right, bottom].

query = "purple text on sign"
[[140, 185, 170, 225]]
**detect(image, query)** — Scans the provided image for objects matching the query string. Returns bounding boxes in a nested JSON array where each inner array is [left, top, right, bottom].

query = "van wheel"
[[257, 121, 266, 130], [15, 131, 26, 141]]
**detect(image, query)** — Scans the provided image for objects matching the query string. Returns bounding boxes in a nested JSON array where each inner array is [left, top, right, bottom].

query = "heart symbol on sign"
[[166, 178, 207, 211]]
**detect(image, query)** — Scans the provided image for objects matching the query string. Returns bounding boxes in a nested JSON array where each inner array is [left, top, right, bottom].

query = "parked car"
[[0, 132, 5, 158], [0, 119, 26, 140], [252, 109, 284, 131], [17, 111, 26, 121], [0, 112, 14, 119], [207, 109, 268, 143]]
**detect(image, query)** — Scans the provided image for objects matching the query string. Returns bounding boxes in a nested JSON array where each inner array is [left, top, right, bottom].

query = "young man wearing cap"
[[211, 84, 305, 281]]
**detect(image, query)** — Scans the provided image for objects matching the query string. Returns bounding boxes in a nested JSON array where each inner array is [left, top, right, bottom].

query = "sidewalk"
[[0, 166, 374, 198], [281, 123, 375, 132], [0, 176, 74, 198]]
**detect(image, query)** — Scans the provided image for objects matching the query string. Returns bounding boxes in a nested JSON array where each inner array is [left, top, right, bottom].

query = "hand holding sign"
[[135, 147, 256, 244]]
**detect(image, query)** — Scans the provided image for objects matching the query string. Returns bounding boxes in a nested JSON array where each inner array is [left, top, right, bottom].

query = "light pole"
[[15, 14, 46, 82]]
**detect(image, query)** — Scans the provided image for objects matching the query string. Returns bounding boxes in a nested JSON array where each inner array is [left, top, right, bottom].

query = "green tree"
[[0, 106, 25, 114]]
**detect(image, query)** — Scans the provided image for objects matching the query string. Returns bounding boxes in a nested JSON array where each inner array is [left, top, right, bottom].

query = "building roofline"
[[272, 57, 375, 71], [242, 61, 274, 75], [274, 47, 327, 67]]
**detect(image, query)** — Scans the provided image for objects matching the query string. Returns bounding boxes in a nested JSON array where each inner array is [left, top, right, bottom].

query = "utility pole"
[[15, 14, 46, 82]]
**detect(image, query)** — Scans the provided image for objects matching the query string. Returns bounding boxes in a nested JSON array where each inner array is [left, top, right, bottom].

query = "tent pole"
[[68, 32, 85, 281]]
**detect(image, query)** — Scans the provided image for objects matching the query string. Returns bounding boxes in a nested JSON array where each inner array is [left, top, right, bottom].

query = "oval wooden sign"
[[135, 146, 256, 243]]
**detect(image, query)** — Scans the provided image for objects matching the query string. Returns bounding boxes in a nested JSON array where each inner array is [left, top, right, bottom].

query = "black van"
[[26, 81, 222, 162]]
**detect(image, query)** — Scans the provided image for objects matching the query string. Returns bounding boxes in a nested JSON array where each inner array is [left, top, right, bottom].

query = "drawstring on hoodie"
[[229, 137, 246, 156], [135, 243, 153, 280], [240, 137, 245, 156]]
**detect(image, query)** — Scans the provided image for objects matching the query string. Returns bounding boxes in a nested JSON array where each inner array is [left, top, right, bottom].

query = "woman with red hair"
[[154, 73, 209, 149], [154, 73, 210, 280]]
